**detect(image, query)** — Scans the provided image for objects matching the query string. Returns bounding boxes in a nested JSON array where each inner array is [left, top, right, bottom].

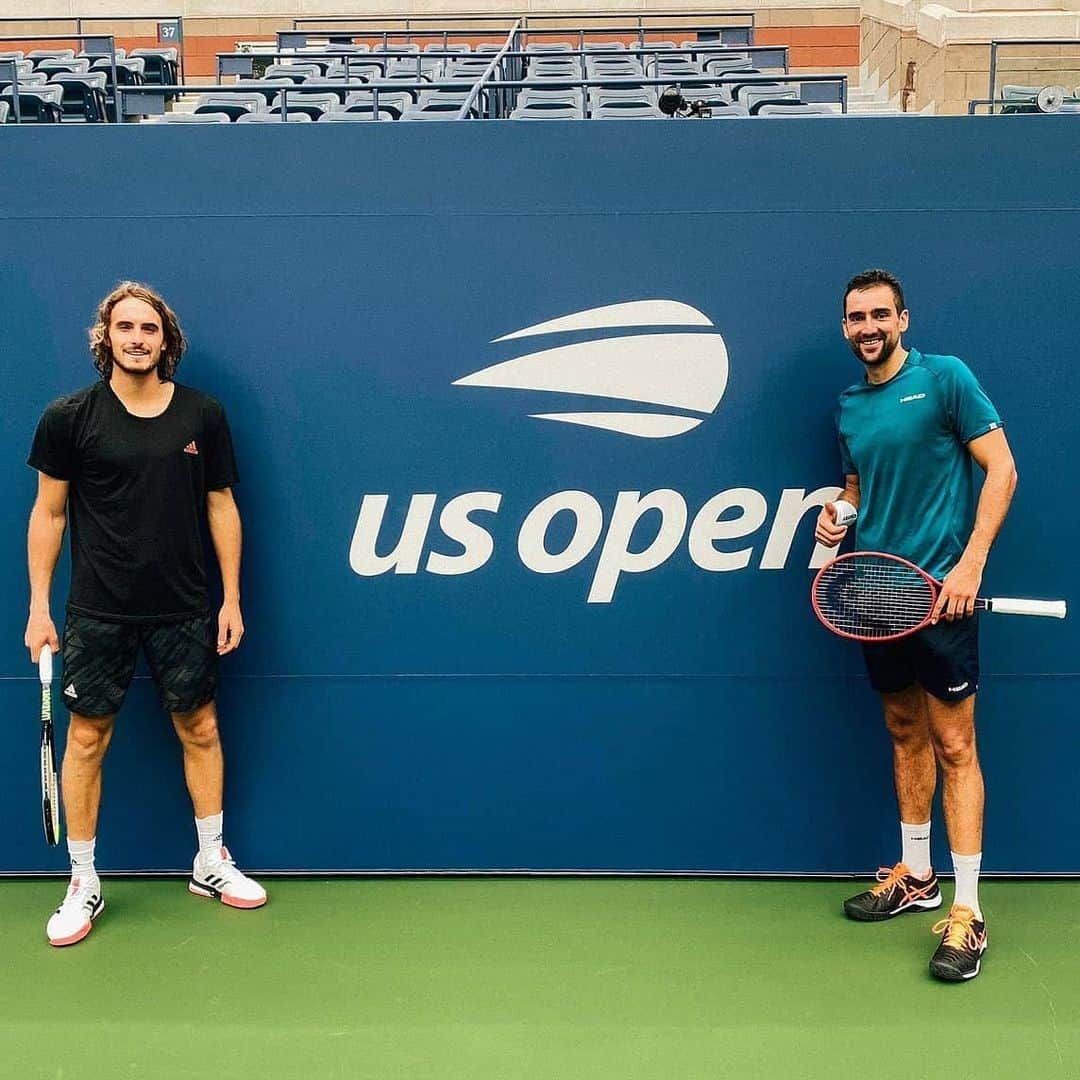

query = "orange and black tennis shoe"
[[843, 862, 943, 921], [929, 905, 987, 981]]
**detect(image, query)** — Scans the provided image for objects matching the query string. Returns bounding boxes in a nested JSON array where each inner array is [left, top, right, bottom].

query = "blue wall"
[[1, 119, 1077, 873]]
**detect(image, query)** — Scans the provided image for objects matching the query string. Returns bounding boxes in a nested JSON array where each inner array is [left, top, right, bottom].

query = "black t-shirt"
[[28, 380, 239, 622]]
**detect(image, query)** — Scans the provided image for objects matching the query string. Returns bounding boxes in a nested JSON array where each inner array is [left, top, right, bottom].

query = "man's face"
[[842, 284, 909, 367], [108, 297, 165, 377]]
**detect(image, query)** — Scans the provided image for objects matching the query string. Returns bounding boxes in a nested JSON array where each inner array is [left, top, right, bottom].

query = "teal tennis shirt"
[[836, 348, 1002, 580]]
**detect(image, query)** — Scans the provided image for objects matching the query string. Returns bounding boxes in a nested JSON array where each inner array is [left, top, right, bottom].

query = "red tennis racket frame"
[[811, 551, 943, 643]]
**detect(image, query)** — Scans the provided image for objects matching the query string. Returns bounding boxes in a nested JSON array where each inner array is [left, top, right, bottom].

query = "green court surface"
[[1, 878, 1077, 1080]]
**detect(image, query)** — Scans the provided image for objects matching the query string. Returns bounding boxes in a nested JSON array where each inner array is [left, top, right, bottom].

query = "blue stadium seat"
[[236, 111, 312, 122], [130, 48, 179, 95], [36, 57, 91, 76], [49, 72, 109, 122], [318, 109, 394, 121], [400, 106, 460, 120], [1, 84, 65, 122], [324, 61, 383, 82], [741, 85, 800, 112], [757, 102, 836, 116], [269, 91, 340, 119], [237, 77, 298, 105], [344, 89, 412, 118], [592, 102, 665, 119], [195, 92, 266, 121], [264, 63, 321, 83], [0, 70, 46, 93], [155, 111, 232, 122], [28, 49, 75, 67], [510, 103, 584, 119]]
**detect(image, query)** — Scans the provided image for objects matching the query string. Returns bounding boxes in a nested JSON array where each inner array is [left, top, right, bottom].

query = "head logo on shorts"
[[452, 300, 729, 438]]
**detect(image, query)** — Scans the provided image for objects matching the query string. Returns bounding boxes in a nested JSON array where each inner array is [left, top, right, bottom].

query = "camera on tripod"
[[658, 86, 713, 118]]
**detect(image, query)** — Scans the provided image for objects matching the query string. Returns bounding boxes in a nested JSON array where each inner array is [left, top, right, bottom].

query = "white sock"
[[900, 821, 932, 877], [952, 851, 983, 918], [195, 812, 224, 858], [68, 837, 97, 883]]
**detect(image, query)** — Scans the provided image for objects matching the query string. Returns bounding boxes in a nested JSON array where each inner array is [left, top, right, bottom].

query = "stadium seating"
[[0, 83, 63, 122], [155, 111, 231, 122], [52, 72, 109, 122], [0, 24, 864, 125], [236, 111, 312, 121]]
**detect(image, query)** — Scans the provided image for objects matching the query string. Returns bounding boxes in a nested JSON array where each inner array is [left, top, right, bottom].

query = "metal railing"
[[291, 10, 758, 34], [220, 43, 788, 85], [455, 18, 521, 119], [0, 15, 184, 82], [116, 71, 846, 122], [279, 17, 756, 52], [987, 38, 1080, 114]]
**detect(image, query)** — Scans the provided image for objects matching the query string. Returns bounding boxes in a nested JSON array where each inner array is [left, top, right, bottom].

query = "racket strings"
[[814, 558, 935, 638]]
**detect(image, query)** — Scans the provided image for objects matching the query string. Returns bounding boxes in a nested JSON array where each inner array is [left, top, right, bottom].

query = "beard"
[[111, 350, 161, 377], [847, 330, 900, 367]]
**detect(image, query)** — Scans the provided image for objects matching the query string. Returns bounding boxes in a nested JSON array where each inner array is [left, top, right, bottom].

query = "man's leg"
[[171, 701, 223, 818], [170, 699, 266, 910], [146, 616, 265, 910], [63, 712, 116, 840], [925, 692, 982, 858], [47, 712, 114, 946], [924, 690, 987, 980], [882, 685, 935, 827], [843, 684, 942, 921]]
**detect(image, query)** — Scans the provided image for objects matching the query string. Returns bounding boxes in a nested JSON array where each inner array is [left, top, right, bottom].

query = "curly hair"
[[842, 269, 906, 318], [89, 282, 187, 381]]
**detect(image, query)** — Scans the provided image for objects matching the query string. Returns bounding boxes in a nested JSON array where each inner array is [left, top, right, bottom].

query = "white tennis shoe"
[[47, 876, 105, 947], [189, 846, 266, 909]]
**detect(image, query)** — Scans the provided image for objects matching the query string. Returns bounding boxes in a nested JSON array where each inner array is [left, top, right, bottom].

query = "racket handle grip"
[[38, 649, 53, 684], [986, 597, 1067, 619]]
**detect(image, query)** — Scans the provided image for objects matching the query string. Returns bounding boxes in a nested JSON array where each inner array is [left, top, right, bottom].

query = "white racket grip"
[[986, 597, 1067, 619], [832, 500, 858, 527], [38, 648, 53, 684]]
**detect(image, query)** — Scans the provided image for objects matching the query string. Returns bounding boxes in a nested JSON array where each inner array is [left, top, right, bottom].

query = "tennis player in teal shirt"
[[815, 269, 1017, 982]]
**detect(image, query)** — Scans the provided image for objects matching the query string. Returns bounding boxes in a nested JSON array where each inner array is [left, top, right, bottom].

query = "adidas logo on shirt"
[[64, 684, 78, 699], [183, 441, 199, 455]]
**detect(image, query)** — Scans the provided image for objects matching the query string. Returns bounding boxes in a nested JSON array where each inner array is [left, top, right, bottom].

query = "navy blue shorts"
[[860, 614, 979, 702], [61, 612, 217, 717]]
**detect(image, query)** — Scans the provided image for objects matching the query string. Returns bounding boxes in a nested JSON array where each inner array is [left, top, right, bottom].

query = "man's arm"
[[932, 428, 1017, 622], [207, 487, 244, 655], [25, 473, 69, 661], [815, 473, 861, 548]]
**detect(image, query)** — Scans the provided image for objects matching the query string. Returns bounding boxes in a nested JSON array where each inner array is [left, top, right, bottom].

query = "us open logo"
[[453, 299, 728, 438], [348, 298, 840, 602]]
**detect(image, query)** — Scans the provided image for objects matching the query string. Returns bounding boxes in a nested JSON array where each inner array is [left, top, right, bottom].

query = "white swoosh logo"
[[455, 301, 729, 439], [530, 413, 704, 437], [492, 299, 714, 342]]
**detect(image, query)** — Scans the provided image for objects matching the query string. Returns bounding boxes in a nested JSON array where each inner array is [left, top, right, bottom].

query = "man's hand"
[[217, 600, 244, 655], [932, 558, 983, 623], [25, 611, 59, 663], [815, 502, 850, 548]]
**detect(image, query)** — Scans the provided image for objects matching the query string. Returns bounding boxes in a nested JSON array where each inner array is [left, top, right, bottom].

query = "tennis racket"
[[38, 649, 61, 846], [812, 551, 1067, 642]]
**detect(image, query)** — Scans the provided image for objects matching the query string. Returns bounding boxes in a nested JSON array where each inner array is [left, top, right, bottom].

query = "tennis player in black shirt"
[[24, 281, 266, 947]]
